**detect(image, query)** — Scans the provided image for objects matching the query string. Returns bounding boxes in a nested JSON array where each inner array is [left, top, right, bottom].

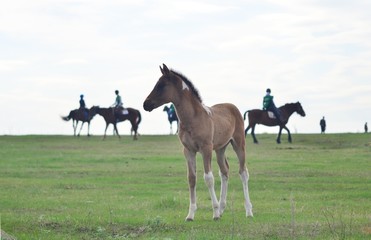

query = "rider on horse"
[[112, 90, 127, 122], [79, 94, 89, 120], [263, 88, 282, 123], [169, 104, 175, 118]]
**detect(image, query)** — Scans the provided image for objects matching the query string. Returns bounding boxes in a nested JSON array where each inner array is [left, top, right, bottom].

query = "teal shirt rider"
[[263, 94, 273, 110], [114, 90, 123, 108], [169, 104, 175, 117]]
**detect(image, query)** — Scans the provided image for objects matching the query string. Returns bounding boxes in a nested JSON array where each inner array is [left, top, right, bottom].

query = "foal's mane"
[[171, 70, 203, 103]]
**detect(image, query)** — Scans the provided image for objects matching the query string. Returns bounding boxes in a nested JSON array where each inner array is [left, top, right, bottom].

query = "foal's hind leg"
[[231, 139, 253, 217], [216, 146, 229, 216]]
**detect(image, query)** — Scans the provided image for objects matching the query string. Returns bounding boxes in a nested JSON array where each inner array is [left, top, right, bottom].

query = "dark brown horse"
[[61, 106, 99, 136], [163, 105, 178, 134], [244, 102, 306, 144], [95, 107, 141, 140], [144, 64, 253, 221]]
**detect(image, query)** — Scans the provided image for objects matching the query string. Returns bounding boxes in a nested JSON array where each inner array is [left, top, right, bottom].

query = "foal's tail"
[[243, 110, 250, 120]]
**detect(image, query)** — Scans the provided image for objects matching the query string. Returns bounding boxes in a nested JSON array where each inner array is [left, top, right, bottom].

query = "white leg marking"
[[204, 172, 220, 220], [240, 170, 253, 217], [186, 202, 197, 221]]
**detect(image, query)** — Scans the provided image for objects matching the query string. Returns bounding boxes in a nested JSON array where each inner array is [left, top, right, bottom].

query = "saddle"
[[114, 107, 129, 116], [267, 110, 283, 122], [267, 111, 276, 119]]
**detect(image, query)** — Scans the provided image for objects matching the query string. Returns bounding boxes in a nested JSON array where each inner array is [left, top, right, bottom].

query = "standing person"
[[365, 122, 368, 133], [320, 116, 326, 134], [263, 88, 282, 123], [79, 94, 89, 120]]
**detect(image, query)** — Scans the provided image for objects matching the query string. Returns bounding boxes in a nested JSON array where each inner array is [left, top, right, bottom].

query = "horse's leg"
[[251, 125, 258, 144], [244, 125, 250, 137], [231, 137, 253, 217], [78, 122, 84, 136], [87, 121, 90, 137], [103, 123, 109, 140], [113, 123, 120, 139], [276, 126, 283, 144], [184, 148, 197, 221], [215, 145, 229, 216], [200, 145, 220, 220], [72, 120, 77, 136], [130, 120, 138, 140], [283, 126, 292, 143]]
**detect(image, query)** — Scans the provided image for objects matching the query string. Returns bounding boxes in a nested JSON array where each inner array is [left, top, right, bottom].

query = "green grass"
[[0, 133, 370, 239]]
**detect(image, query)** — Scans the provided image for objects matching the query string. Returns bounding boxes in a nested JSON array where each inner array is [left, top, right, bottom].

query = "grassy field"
[[0, 133, 370, 239]]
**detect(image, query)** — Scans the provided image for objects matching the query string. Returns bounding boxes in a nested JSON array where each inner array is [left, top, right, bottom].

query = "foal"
[[143, 64, 253, 221]]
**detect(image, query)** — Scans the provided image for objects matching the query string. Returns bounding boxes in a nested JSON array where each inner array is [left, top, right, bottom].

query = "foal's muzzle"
[[143, 99, 154, 112]]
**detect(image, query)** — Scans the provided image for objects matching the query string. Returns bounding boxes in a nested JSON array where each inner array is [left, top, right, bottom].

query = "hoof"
[[246, 209, 254, 217], [185, 218, 194, 222], [213, 216, 220, 221]]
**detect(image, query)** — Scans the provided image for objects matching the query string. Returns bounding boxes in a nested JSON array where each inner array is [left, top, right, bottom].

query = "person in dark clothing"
[[79, 94, 86, 108], [263, 88, 282, 123], [365, 122, 368, 133], [79, 94, 89, 120], [320, 116, 326, 134]]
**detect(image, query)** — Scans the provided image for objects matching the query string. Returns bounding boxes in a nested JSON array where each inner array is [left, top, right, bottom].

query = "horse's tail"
[[136, 110, 142, 125], [61, 111, 73, 121], [61, 116, 69, 121], [243, 110, 250, 120]]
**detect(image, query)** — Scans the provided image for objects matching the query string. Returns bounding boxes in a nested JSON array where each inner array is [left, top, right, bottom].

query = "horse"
[[163, 105, 178, 134], [243, 102, 306, 144], [143, 64, 253, 221], [61, 106, 99, 136], [95, 107, 141, 140]]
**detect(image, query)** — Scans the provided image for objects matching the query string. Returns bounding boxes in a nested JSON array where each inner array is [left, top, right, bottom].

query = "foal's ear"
[[160, 63, 170, 75]]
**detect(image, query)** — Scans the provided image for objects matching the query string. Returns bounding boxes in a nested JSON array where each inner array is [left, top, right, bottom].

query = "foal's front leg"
[[184, 148, 197, 221]]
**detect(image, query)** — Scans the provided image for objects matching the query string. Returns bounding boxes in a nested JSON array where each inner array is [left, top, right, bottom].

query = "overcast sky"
[[1, 0, 370, 136]]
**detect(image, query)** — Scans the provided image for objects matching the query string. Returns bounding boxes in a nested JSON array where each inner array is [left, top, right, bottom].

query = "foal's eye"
[[156, 82, 165, 91]]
